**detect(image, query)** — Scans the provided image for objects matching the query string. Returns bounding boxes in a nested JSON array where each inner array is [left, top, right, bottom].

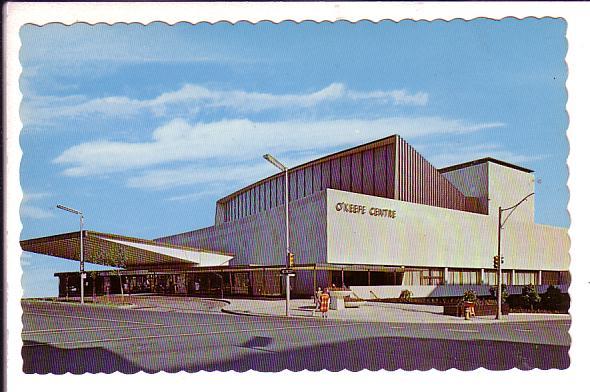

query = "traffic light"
[[288, 252, 295, 267], [493, 256, 505, 269]]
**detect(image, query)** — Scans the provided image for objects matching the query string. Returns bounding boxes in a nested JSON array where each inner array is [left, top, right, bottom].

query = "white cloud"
[[166, 189, 230, 202], [54, 116, 505, 181], [22, 192, 52, 203], [22, 83, 429, 126], [425, 143, 549, 168], [348, 89, 428, 106], [21, 205, 55, 220], [21, 192, 55, 219], [127, 163, 271, 190]]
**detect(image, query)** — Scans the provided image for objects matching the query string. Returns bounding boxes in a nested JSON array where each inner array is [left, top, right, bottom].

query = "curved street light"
[[263, 154, 291, 317], [56, 204, 85, 304], [495, 192, 534, 320]]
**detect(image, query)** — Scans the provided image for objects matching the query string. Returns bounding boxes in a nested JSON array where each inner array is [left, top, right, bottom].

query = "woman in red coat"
[[319, 289, 330, 318]]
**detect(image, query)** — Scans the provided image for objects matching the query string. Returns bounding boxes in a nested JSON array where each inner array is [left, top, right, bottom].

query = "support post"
[[496, 207, 502, 320], [80, 215, 84, 304], [285, 167, 290, 316]]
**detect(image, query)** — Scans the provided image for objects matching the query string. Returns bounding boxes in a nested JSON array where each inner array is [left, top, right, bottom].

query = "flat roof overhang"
[[20, 230, 233, 269], [54, 263, 411, 276]]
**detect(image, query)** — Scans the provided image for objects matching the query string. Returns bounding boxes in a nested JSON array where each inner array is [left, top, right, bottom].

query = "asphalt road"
[[21, 300, 570, 373]]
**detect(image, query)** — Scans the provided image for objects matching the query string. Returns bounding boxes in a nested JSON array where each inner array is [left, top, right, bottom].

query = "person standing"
[[319, 288, 330, 319], [315, 287, 322, 311]]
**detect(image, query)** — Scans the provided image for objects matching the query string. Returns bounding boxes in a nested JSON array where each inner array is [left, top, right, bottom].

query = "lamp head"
[[263, 154, 287, 171], [57, 204, 82, 215]]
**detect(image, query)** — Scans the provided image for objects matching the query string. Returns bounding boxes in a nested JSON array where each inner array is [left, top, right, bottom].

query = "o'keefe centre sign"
[[334, 202, 397, 219]]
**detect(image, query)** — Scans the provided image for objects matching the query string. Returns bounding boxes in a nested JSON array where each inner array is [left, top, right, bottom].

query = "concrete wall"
[[326, 189, 569, 271], [157, 192, 327, 294], [487, 162, 535, 223], [442, 162, 489, 214]]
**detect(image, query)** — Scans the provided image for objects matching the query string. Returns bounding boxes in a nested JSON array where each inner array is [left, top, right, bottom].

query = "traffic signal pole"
[[496, 207, 502, 320], [495, 192, 534, 320], [284, 165, 290, 317]]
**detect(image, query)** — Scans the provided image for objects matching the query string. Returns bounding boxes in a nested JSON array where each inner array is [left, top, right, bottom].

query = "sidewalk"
[[223, 298, 571, 324]]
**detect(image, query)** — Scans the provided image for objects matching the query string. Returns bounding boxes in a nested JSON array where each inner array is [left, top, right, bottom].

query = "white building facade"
[[156, 136, 569, 298]]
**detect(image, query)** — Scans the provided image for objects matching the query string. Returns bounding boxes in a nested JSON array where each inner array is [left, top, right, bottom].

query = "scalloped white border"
[[4, 2, 589, 391]]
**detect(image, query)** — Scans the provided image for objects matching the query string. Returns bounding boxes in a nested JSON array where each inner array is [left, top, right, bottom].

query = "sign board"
[[280, 269, 295, 276], [335, 202, 397, 219]]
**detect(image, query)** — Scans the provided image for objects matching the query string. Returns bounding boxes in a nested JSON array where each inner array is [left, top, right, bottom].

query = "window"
[[514, 271, 537, 285], [448, 269, 480, 285]]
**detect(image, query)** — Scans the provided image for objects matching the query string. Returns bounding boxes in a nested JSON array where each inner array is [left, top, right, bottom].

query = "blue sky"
[[19, 19, 568, 297]]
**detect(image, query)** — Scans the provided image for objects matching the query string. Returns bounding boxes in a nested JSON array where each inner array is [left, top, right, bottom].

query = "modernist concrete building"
[[21, 135, 570, 299]]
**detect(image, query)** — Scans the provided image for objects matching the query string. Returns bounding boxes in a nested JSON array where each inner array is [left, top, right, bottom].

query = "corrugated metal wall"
[[217, 138, 397, 223], [396, 138, 467, 211], [216, 135, 479, 224]]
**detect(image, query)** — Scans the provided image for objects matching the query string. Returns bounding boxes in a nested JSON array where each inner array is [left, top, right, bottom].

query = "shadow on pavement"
[[23, 335, 569, 373], [190, 336, 569, 372], [22, 340, 144, 374]]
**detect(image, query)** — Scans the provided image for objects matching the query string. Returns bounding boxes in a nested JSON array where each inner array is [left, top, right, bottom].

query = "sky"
[[19, 19, 568, 297]]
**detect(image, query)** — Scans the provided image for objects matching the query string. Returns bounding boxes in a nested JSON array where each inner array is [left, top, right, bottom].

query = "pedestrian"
[[313, 287, 322, 315], [320, 288, 330, 319]]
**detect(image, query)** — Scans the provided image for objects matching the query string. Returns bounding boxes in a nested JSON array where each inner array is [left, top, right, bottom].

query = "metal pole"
[[285, 167, 290, 317], [80, 214, 85, 304], [496, 207, 502, 320], [495, 192, 533, 320]]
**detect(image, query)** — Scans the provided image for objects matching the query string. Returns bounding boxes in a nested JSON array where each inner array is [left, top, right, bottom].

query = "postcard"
[[4, 2, 589, 390]]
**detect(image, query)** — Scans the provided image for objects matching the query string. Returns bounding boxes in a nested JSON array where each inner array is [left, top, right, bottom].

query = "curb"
[[220, 306, 345, 321], [220, 307, 297, 320], [22, 298, 138, 310]]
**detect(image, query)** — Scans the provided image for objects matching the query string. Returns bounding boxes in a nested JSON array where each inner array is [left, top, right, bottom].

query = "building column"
[[367, 270, 371, 286], [538, 270, 543, 285], [444, 267, 449, 285], [480, 268, 485, 285], [512, 269, 516, 285]]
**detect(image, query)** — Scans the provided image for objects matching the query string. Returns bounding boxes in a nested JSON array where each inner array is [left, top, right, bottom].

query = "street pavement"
[[21, 298, 571, 373]]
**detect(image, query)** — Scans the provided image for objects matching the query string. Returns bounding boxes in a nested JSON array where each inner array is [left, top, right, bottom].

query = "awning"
[[20, 231, 233, 269]]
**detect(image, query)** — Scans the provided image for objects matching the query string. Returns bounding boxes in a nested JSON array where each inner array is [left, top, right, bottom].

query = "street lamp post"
[[57, 204, 85, 304], [495, 192, 534, 320], [263, 154, 291, 317]]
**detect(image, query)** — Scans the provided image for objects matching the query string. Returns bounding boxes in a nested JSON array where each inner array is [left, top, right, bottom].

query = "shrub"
[[521, 284, 541, 310], [541, 285, 569, 312], [489, 284, 509, 303], [462, 290, 477, 303], [399, 289, 413, 302]]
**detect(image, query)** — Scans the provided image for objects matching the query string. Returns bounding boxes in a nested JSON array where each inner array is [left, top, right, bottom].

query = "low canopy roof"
[[20, 230, 233, 269]]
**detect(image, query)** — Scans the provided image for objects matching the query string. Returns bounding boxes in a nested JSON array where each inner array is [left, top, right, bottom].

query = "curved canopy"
[[20, 231, 233, 269]]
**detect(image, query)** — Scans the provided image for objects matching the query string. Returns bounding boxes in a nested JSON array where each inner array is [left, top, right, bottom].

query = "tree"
[[542, 285, 566, 311], [521, 284, 541, 310], [462, 290, 478, 303]]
